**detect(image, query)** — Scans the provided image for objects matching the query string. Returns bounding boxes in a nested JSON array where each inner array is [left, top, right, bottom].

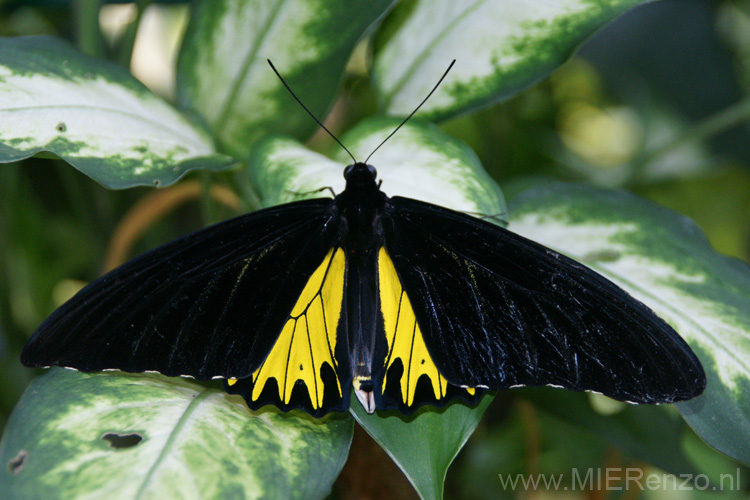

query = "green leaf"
[[248, 135, 346, 207], [352, 397, 494, 500], [508, 182, 750, 465], [176, 0, 393, 157], [681, 425, 749, 487], [0, 36, 234, 189], [373, 0, 655, 120], [0, 368, 353, 499], [248, 117, 507, 219]]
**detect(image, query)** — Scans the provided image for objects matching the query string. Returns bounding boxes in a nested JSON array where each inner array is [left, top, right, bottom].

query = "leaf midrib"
[[0, 105, 206, 149], [134, 389, 213, 499], [381, 0, 486, 110], [213, 0, 289, 135]]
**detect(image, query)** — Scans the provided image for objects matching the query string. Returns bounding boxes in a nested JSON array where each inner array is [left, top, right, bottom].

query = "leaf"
[[176, 0, 393, 157], [0, 36, 234, 189], [681, 425, 749, 487], [248, 117, 507, 220], [373, 0, 655, 120], [0, 368, 353, 499], [351, 397, 494, 500], [248, 135, 345, 207], [508, 182, 750, 465]]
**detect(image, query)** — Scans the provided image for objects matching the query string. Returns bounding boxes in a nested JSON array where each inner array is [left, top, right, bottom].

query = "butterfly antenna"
[[364, 59, 456, 164], [268, 59, 357, 164]]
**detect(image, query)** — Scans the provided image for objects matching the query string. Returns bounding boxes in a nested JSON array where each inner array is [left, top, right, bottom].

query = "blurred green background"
[[1, 0, 749, 498]]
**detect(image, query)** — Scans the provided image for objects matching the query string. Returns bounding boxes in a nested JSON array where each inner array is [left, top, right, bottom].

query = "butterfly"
[[21, 61, 706, 417]]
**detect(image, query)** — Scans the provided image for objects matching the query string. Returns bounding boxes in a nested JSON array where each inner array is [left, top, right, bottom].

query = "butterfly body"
[[21, 161, 706, 416], [335, 162, 388, 411]]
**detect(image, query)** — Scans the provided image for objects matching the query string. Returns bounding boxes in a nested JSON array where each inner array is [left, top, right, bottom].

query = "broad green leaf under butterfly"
[[373, 0, 656, 120], [248, 117, 507, 219], [0, 36, 233, 189], [508, 182, 750, 465], [0, 368, 353, 499], [352, 398, 494, 500], [176, 0, 393, 157]]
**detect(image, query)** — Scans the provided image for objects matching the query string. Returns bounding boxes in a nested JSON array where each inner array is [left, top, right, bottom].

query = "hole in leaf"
[[55, 122, 66, 133], [101, 432, 143, 449], [8, 450, 28, 474]]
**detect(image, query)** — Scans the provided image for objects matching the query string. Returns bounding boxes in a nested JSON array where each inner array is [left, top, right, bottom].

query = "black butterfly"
[[21, 62, 706, 417]]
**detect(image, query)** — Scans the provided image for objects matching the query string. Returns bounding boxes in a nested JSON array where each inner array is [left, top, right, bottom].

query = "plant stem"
[[199, 171, 216, 226], [75, 0, 103, 58], [233, 168, 262, 212], [634, 95, 750, 169]]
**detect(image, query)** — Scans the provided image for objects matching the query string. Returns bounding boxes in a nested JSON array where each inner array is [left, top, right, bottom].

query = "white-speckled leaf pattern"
[[0, 37, 233, 189], [0, 369, 353, 499], [509, 182, 750, 465], [374, 0, 655, 120]]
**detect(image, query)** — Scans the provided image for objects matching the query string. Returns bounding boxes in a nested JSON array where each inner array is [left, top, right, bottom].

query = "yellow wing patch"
[[378, 247, 449, 406], [250, 248, 345, 409]]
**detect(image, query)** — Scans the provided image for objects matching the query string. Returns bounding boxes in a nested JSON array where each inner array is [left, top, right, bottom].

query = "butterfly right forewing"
[[382, 196, 705, 404]]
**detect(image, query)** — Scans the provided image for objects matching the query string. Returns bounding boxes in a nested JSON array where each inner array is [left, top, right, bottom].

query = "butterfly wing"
[[381, 197, 705, 404], [373, 246, 484, 413], [22, 199, 351, 414]]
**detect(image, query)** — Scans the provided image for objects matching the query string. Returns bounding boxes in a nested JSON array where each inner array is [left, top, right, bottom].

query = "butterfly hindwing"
[[382, 197, 705, 404], [21, 199, 351, 413], [374, 246, 483, 412], [226, 247, 351, 415]]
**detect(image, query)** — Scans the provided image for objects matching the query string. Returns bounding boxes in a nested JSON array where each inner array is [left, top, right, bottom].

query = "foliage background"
[[1, 0, 749, 498]]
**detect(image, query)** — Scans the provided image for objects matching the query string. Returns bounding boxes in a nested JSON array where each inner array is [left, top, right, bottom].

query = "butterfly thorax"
[[336, 162, 387, 251]]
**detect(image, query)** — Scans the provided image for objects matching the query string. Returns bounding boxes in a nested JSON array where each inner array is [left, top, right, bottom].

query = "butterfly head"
[[344, 162, 377, 183]]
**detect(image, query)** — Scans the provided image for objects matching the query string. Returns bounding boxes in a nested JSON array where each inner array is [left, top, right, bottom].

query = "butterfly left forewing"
[[22, 199, 352, 414], [381, 197, 705, 404]]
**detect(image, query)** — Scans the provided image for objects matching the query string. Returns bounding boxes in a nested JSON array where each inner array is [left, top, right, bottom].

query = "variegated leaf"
[[177, 0, 393, 157], [0, 369, 353, 499], [0, 36, 233, 189], [373, 0, 656, 120], [509, 182, 750, 465]]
